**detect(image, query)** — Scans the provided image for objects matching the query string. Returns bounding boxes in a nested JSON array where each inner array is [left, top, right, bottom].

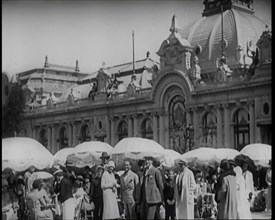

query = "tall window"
[[80, 124, 91, 143], [59, 127, 68, 149], [39, 128, 48, 148], [202, 112, 217, 146], [118, 121, 128, 141], [141, 119, 153, 139], [234, 109, 250, 151]]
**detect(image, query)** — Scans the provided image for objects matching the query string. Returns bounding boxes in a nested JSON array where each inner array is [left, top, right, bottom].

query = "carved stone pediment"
[[256, 29, 272, 64]]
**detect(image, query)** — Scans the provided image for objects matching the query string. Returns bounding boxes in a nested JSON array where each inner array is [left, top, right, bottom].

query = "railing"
[[24, 88, 152, 113]]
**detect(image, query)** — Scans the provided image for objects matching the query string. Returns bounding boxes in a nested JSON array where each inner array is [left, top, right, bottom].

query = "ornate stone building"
[[18, 0, 271, 154]]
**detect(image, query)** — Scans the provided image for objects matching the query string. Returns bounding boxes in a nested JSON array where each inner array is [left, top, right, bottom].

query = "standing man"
[[120, 160, 139, 220], [174, 158, 196, 220], [99, 152, 110, 171], [89, 165, 104, 220], [53, 169, 74, 220], [140, 156, 164, 220]]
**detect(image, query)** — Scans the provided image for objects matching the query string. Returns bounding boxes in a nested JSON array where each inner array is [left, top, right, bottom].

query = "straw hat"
[[178, 158, 188, 166], [107, 160, 115, 168], [100, 152, 110, 159]]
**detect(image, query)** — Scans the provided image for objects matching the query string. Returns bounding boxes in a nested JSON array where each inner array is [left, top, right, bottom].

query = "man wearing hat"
[[99, 152, 110, 171], [90, 165, 104, 220], [175, 158, 196, 220], [140, 155, 164, 220], [53, 169, 74, 220]]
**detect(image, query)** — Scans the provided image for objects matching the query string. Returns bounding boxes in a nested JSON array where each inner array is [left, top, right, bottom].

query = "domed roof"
[[179, 7, 266, 74]]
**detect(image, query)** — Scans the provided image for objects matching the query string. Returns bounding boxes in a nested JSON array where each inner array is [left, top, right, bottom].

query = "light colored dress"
[[265, 168, 272, 212], [101, 171, 120, 219], [217, 174, 238, 220], [235, 166, 252, 219], [175, 167, 196, 220], [243, 170, 255, 208]]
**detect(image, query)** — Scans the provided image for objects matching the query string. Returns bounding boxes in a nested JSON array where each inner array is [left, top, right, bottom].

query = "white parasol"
[[66, 141, 113, 168], [2, 137, 54, 172], [34, 171, 53, 180], [54, 147, 76, 166], [240, 143, 271, 167], [179, 147, 217, 166], [214, 148, 240, 162], [162, 149, 181, 168], [110, 137, 166, 168]]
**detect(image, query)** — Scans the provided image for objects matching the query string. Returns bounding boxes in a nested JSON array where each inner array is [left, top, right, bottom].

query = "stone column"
[[223, 103, 230, 148], [192, 107, 199, 148], [47, 126, 51, 151], [51, 125, 56, 154], [165, 112, 170, 148], [216, 104, 223, 148], [127, 115, 133, 137], [32, 128, 36, 139], [248, 99, 255, 143], [68, 123, 72, 147], [111, 117, 116, 146], [159, 111, 165, 147], [133, 114, 139, 137], [105, 116, 111, 144], [153, 112, 159, 142], [72, 122, 77, 147]]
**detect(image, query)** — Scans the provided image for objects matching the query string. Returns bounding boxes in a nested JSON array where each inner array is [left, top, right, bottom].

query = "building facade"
[[18, 0, 271, 154]]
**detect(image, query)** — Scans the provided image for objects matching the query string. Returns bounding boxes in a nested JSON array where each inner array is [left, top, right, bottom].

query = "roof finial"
[[44, 55, 49, 68], [75, 59, 79, 72], [146, 51, 150, 58], [169, 14, 179, 34]]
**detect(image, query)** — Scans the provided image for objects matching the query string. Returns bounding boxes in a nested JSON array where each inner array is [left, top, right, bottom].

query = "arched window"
[[141, 119, 153, 139], [202, 112, 217, 146], [80, 124, 91, 143], [234, 109, 250, 151], [118, 121, 128, 141], [39, 128, 48, 148], [59, 126, 68, 149]]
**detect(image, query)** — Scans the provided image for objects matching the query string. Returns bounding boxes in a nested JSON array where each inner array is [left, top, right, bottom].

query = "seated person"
[[26, 179, 53, 220]]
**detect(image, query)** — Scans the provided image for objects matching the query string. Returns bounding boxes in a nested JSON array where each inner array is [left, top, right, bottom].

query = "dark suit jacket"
[[144, 166, 164, 204], [58, 177, 73, 203], [89, 176, 103, 202]]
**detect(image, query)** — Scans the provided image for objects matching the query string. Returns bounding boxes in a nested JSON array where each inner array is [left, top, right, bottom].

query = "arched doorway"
[[234, 108, 250, 151], [141, 118, 153, 139], [59, 126, 68, 149], [118, 121, 128, 141], [169, 95, 187, 154], [39, 128, 48, 148], [79, 124, 91, 143]]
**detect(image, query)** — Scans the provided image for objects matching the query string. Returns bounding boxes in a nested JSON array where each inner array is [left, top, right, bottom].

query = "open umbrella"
[[162, 149, 181, 168], [214, 148, 240, 162], [66, 141, 113, 168], [179, 147, 217, 166], [2, 137, 54, 172], [34, 171, 53, 180], [54, 147, 76, 166], [110, 137, 166, 169], [240, 143, 271, 167]]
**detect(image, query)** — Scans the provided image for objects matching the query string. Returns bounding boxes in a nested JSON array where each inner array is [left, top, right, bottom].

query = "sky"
[[2, 0, 271, 76]]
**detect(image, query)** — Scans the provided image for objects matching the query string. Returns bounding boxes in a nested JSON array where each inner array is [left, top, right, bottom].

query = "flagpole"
[[221, 1, 224, 56], [132, 30, 135, 75]]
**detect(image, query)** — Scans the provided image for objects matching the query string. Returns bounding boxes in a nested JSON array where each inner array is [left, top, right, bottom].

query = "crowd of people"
[[2, 151, 272, 220]]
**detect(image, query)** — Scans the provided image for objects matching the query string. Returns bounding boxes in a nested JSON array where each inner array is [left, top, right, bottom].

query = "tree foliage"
[[2, 82, 26, 138]]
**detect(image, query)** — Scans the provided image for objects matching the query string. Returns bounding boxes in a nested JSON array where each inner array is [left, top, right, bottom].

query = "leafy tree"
[[2, 82, 26, 138]]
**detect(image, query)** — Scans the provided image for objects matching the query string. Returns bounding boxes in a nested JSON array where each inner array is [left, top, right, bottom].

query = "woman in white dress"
[[101, 160, 120, 220], [235, 166, 252, 219]]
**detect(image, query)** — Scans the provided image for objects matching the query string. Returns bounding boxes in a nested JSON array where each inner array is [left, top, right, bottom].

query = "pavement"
[[251, 211, 272, 219]]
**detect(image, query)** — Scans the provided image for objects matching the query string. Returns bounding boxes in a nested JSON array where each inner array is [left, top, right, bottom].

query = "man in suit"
[[99, 152, 110, 171], [140, 156, 164, 219], [54, 169, 74, 220], [120, 160, 139, 220]]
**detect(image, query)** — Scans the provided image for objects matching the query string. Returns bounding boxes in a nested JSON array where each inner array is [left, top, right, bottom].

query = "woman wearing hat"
[[101, 160, 120, 220]]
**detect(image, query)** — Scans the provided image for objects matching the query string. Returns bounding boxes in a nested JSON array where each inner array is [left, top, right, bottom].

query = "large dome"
[[179, 5, 266, 74]]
